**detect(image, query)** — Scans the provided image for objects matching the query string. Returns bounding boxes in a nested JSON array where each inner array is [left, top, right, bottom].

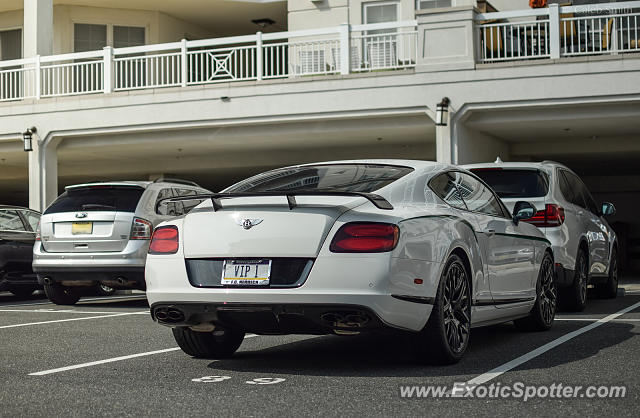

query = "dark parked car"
[[0, 205, 41, 297]]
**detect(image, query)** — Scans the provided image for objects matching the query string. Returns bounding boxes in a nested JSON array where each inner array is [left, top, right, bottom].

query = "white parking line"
[[29, 334, 259, 376], [0, 294, 147, 308], [0, 309, 149, 314], [0, 312, 148, 329], [555, 318, 640, 322], [466, 300, 640, 386]]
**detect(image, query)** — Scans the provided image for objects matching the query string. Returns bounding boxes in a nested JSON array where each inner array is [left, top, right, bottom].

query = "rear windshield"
[[44, 186, 145, 214], [471, 169, 549, 199], [226, 164, 414, 194]]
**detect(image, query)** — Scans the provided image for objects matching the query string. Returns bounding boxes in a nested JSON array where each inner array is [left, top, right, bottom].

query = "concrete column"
[[436, 120, 453, 164], [29, 135, 60, 212], [23, 0, 53, 58]]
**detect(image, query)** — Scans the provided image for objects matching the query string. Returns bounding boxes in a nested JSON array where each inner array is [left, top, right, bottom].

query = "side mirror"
[[512, 201, 536, 225], [601, 202, 616, 217]]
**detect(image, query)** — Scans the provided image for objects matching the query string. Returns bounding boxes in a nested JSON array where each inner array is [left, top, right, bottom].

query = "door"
[[560, 170, 610, 275], [451, 172, 537, 304], [0, 210, 35, 275]]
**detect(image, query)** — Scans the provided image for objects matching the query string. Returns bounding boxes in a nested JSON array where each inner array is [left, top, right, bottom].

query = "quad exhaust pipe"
[[320, 311, 370, 329]]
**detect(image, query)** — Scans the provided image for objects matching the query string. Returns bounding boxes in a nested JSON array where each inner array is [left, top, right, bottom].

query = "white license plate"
[[71, 222, 93, 235], [222, 259, 272, 286]]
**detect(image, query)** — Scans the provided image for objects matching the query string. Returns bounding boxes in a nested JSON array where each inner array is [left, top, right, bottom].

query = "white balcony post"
[[340, 23, 351, 75], [549, 4, 561, 59], [256, 31, 263, 81], [181, 39, 188, 87], [34, 55, 41, 100], [611, 18, 619, 55], [103, 46, 113, 93]]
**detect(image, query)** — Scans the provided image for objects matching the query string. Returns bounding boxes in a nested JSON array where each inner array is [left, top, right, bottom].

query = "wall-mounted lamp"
[[435, 97, 450, 127], [22, 127, 36, 152]]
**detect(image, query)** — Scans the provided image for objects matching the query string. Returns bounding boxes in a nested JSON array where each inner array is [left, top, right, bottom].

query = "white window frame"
[[362, 1, 401, 28], [72, 22, 147, 52], [416, 0, 453, 10], [0, 27, 24, 60]]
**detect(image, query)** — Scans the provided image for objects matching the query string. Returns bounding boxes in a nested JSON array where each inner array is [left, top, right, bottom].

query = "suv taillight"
[[130, 217, 152, 240], [526, 204, 565, 227], [35, 222, 41, 241], [149, 226, 179, 254], [330, 222, 399, 253]]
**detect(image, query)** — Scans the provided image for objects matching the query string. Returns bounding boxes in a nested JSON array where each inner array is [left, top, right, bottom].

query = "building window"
[[74, 24, 107, 52], [0, 29, 22, 60], [114, 26, 145, 48], [362, 2, 400, 68], [74, 24, 145, 52], [417, 0, 453, 9]]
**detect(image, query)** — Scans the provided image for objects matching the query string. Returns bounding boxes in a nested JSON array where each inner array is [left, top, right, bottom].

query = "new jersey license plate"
[[222, 259, 272, 286], [71, 222, 93, 235]]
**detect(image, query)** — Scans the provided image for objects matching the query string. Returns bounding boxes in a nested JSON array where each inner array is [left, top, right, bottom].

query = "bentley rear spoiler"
[[159, 191, 394, 211]]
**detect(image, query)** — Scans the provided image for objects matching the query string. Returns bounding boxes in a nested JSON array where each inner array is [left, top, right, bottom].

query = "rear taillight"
[[149, 226, 179, 254], [35, 222, 41, 241], [130, 217, 152, 240], [525, 204, 565, 227], [330, 222, 399, 253]]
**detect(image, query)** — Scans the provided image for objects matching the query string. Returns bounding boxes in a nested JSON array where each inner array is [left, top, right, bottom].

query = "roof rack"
[[153, 178, 201, 187], [160, 191, 394, 211]]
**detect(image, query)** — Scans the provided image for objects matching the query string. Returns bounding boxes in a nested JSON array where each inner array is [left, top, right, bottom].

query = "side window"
[[0, 210, 27, 231], [579, 180, 599, 215], [20, 211, 40, 232], [174, 188, 202, 214], [428, 173, 467, 210], [156, 188, 181, 216], [560, 171, 586, 209], [456, 173, 505, 217]]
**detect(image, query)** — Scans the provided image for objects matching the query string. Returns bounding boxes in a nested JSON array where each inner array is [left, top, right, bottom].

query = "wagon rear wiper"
[[159, 191, 394, 211]]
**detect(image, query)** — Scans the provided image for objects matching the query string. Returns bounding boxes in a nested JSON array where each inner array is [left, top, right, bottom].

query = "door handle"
[[483, 229, 495, 236]]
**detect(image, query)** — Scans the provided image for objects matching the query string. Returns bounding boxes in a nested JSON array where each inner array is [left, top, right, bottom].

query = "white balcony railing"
[[476, 1, 640, 63], [0, 21, 417, 103]]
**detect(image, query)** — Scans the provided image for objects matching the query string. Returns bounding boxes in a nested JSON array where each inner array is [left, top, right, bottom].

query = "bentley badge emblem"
[[236, 218, 263, 230], [75, 212, 88, 219]]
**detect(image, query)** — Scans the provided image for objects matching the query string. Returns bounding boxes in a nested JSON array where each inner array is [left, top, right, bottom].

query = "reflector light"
[[130, 217, 152, 240], [330, 222, 399, 253], [525, 204, 565, 228], [149, 226, 179, 254]]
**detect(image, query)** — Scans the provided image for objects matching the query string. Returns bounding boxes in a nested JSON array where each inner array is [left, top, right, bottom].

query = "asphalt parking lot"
[[1, 284, 639, 417]]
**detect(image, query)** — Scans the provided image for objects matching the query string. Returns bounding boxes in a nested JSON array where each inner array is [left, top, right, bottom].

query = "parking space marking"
[[466, 300, 640, 386], [0, 309, 149, 314], [555, 318, 640, 322], [0, 312, 148, 329], [29, 334, 259, 376], [0, 294, 147, 307]]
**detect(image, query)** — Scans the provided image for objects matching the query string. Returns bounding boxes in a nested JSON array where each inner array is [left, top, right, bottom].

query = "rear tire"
[[9, 286, 37, 298], [514, 252, 557, 331], [172, 327, 245, 359], [596, 248, 618, 299], [559, 249, 588, 312], [414, 254, 471, 365], [44, 283, 81, 305]]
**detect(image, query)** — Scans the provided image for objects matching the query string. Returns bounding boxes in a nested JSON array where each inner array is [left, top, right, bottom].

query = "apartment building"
[[0, 0, 639, 269]]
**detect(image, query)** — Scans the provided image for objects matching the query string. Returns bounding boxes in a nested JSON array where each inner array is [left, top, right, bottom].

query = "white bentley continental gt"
[[145, 160, 557, 364]]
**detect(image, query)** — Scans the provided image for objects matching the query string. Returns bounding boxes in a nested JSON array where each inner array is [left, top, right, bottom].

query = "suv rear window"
[[44, 186, 145, 214], [226, 164, 414, 194], [471, 169, 549, 199]]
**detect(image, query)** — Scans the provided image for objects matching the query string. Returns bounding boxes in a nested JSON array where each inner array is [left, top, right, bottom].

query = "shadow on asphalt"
[[207, 318, 635, 378]]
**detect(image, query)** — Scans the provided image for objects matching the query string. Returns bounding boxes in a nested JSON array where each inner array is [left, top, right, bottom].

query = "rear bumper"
[[32, 239, 147, 271], [34, 266, 145, 289], [145, 253, 441, 333], [0, 272, 40, 290], [150, 302, 387, 335]]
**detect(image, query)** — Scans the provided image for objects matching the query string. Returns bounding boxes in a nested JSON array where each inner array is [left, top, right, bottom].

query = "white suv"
[[33, 179, 210, 305], [463, 161, 618, 311]]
